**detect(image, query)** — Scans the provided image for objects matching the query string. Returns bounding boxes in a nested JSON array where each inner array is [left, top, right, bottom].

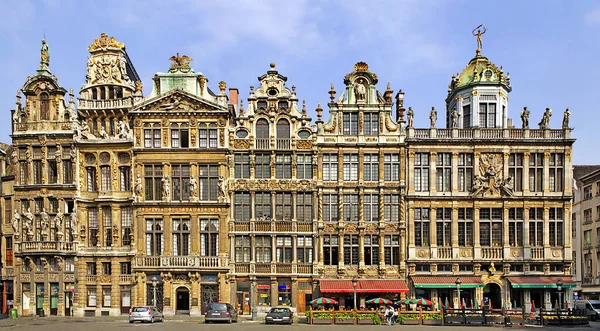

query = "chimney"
[[229, 88, 239, 107]]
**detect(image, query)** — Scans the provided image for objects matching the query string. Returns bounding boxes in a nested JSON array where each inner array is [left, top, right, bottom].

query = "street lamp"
[[151, 276, 159, 307], [455, 278, 462, 309], [352, 277, 358, 310], [556, 280, 563, 311]]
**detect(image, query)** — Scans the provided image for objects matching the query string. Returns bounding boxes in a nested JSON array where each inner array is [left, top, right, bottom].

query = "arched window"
[[40, 93, 49, 121], [276, 119, 290, 139], [256, 119, 270, 139]]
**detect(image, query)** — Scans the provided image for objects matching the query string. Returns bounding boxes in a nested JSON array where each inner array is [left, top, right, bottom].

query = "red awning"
[[319, 279, 409, 293], [411, 276, 484, 289]]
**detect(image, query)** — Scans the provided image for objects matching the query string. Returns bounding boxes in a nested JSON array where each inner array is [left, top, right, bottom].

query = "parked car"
[[575, 300, 600, 321], [129, 306, 164, 323], [265, 307, 294, 324], [204, 303, 238, 323]]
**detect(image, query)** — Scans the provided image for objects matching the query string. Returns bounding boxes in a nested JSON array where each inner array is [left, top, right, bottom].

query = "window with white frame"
[[172, 218, 190, 256], [145, 218, 163, 256], [275, 193, 292, 221], [343, 154, 358, 181], [276, 236, 293, 263], [363, 154, 379, 181], [296, 154, 312, 179], [529, 208, 544, 246], [322, 154, 338, 181], [255, 154, 271, 179], [297, 236, 313, 263], [198, 165, 218, 201], [363, 113, 379, 135], [343, 194, 358, 222], [478, 96, 497, 128], [458, 153, 473, 192], [549, 153, 564, 192], [235, 236, 251, 262], [323, 194, 338, 222], [343, 113, 359, 135], [436, 208, 451, 247], [458, 208, 473, 246], [384, 235, 400, 265], [323, 235, 339, 265], [384, 154, 400, 181], [414, 153, 430, 192], [255, 192, 272, 220], [549, 207, 563, 246], [276, 154, 292, 179], [529, 153, 544, 192], [234, 192, 251, 221], [508, 153, 523, 192], [508, 208, 524, 247], [143, 123, 161, 148], [414, 208, 430, 247], [171, 164, 191, 201], [363, 235, 379, 265], [234, 154, 250, 178], [363, 194, 379, 222], [436, 153, 451, 192], [103, 206, 112, 247], [170, 122, 189, 148], [255, 236, 272, 263], [121, 207, 132, 246], [343, 234, 359, 265], [479, 208, 502, 247], [384, 194, 399, 222], [198, 123, 218, 148], [296, 193, 313, 222], [200, 219, 218, 256], [144, 164, 162, 201]]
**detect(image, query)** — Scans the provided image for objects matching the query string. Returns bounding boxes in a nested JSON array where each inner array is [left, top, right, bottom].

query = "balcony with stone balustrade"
[[15, 241, 77, 255], [133, 255, 227, 271]]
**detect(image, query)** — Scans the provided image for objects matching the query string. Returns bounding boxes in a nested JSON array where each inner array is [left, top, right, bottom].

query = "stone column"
[[111, 259, 120, 316], [452, 207, 459, 247], [430, 207, 437, 248], [523, 153, 530, 192], [429, 152, 437, 193], [407, 152, 415, 193], [452, 152, 459, 192], [190, 273, 201, 316], [543, 152, 550, 193], [250, 191, 256, 220], [164, 214, 172, 255], [523, 208, 530, 259], [190, 212, 199, 255], [291, 278, 298, 309], [270, 278, 278, 307], [474, 208, 481, 259], [358, 234, 365, 267]]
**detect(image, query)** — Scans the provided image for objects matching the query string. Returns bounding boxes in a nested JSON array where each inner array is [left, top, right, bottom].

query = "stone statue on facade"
[[218, 175, 229, 202], [99, 126, 109, 139], [40, 38, 50, 67], [25, 148, 32, 164], [24, 208, 34, 238], [10, 149, 18, 165], [538, 108, 552, 129], [54, 147, 62, 164], [406, 107, 414, 128], [161, 175, 170, 199], [40, 208, 49, 238], [354, 79, 366, 102], [429, 107, 437, 128], [116, 120, 130, 139], [134, 174, 143, 200], [70, 146, 77, 163], [562, 108, 571, 129], [70, 208, 79, 238], [189, 177, 198, 198], [520, 107, 530, 129], [119, 55, 129, 81], [86, 56, 94, 83], [451, 107, 460, 128], [54, 211, 64, 232], [12, 211, 20, 233]]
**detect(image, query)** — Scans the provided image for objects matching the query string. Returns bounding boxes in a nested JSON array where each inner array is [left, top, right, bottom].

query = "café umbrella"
[[366, 298, 393, 305], [310, 297, 338, 306]]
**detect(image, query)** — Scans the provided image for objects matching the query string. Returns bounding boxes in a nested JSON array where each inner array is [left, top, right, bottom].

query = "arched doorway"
[[483, 283, 501, 309], [176, 287, 190, 315]]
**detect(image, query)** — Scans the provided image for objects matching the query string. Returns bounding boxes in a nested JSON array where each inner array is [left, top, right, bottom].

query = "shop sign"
[[257, 285, 270, 290], [278, 285, 290, 290]]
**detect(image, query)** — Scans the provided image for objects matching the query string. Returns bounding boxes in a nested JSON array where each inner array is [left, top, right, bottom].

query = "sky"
[[0, 0, 598, 164]]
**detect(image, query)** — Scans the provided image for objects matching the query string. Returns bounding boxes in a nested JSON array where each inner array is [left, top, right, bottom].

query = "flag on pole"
[[445, 297, 449, 309], [470, 299, 474, 309], [531, 300, 535, 313]]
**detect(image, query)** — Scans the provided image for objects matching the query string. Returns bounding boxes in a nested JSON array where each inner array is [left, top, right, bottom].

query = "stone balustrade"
[[134, 255, 224, 270], [16, 241, 77, 253]]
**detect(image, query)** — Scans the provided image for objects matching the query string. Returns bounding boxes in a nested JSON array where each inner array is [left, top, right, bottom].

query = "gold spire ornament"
[[169, 53, 192, 68], [39, 37, 50, 70], [472, 24, 487, 55], [88, 33, 125, 51]]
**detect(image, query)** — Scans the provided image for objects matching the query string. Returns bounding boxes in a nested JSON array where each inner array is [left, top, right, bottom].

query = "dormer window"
[[298, 130, 311, 139], [478, 95, 497, 128], [363, 113, 379, 135], [278, 101, 288, 111], [343, 112, 358, 135], [236, 129, 249, 139], [40, 93, 49, 121], [257, 101, 268, 110]]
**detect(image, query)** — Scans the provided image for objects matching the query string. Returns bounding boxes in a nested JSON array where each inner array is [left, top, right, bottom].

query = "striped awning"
[[412, 276, 484, 289], [507, 277, 576, 289], [319, 279, 409, 293]]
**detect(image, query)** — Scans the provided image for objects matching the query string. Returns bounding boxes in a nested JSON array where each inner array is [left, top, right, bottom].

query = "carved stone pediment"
[[472, 153, 514, 197], [136, 90, 224, 113]]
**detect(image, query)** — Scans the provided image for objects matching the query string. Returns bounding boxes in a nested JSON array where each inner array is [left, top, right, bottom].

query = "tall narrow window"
[[322, 154, 338, 181], [234, 192, 251, 221], [47, 147, 57, 184], [255, 192, 272, 220], [33, 147, 43, 184], [549, 153, 564, 192], [234, 154, 250, 178], [255, 154, 271, 179], [103, 206, 112, 247], [458, 153, 473, 192], [143, 124, 161, 148], [343, 235, 359, 265], [296, 154, 312, 179], [296, 193, 313, 222], [384, 194, 399, 222], [276, 236, 293, 263], [480, 208, 502, 247], [276, 119, 290, 149], [458, 208, 473, 246], [20, 161, 29, 185], [343, 154, 358, 181], [363, 235, 379, 265], [297, 237, 313, 263], [255, 119, 270, 149], [508, 153, 523, 192], [144, 165, 162, 200], [343, 194, 358, 222], [414, 208, 430, 247], [323, 194, 338, 222], [235, 236, 251, 262], [549, 207, 564, 246], [120, 167, 131, 191], [275, 154, 292, 179], [100, 166, 111, 191], [199, 164, 218, 201], [508, 208, 524, 247], [363, 113, 379, 135], [384, 235, 400, 265], [436, 208, 452, 247], [529, 153, 544, 192], [171, 164, 190, 201], [343, 113, 359, 135], [363, 194, 379, 222], [255, 236, 272, 263], [198, 123, 218, 148], [384, 154, 400, 181], [323, 235, 339, 265], [62, 146, 73, 184], [172, 218, 190, 256], [414, 153, 430, 192], [88, 208, 98, 247], [121, 207, 132, 246], [40, 93, 50, 120], [200, 219, 218, 256], [275, 193, 292, 221], [436, 153, 451, 192], [145, 218, 163, 256], [170, 123, 189, 148], [462, 104, 471, 128], [363, 154, 379, 181], [478, 100, 496, 128], [529, 208, 544, 246]]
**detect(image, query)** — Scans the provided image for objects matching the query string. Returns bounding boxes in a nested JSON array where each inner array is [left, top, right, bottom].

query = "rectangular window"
[[255, 154, 271, 179], [584, 186, 593, 200], [479, 208, 502, 247], [458, 153, 473, 192], [121, 207, 132, 246], [172, 164, 191, 201], [363, 154, 379, 181], [234, 192, 251, 221], [144, 128, 161, 148], [102, 262, 111, 275], [120, 262, 131, 275], [343, 234, 359, 265], [234, 154, 250, 179], [343, 194, 359, 222], [296, 154, 312, 179], [88, 208, 98, 247], [584, 209, 592, 223], [436, 153, 452, 192], [235, 236, 251, 262], [172, 218, 190, 256], [19, 161, 28, 185], [4, 198, 12, 226], [414, 208, 430, 247], [549, 153, 564, 192], [343, 113, 359, 135], [529, 208, 544, 246], [103, 206, 112, 247], [276, 236, 293, 263], [255, 236, 272, 263], [479, 102, 496, 128], [549, 207, 564, 246], [508, 208, 524, 247], [508, 153, 523, 192], [363, 113, 379, 135], [255, 192, 272, 220], [200, 219, 218, 256], [384, 235, 400, 265], [102, 287, 111, 307], [145, 218, 163, 256], [171, 124, 189, 148], [144, 164, 162, 200], [529, 153, 544, 192], [323, 194, 338, 222], [276, 154, 292, 179], [296, 193, 313, 222], [436, 208, 452, 247], [363, 235, 380, 265], [297, 236, 313, 263], [198, 126, 218, 148], [384, 194, 399, 222], [414, 153, 430, 192], [63, 159, 73, 184], [5, 237, 12, 266], [322, 154, 338, 181], [87, 287, 97, 307], [384, 154, 400, 181], [323, 235, 339, 265], [120, 167, 131, 191], [462, 104, 471, 128], [47, 160, 57, 184], [275, 193, 292, 221], [33, 148, 42, 184], [343, 154, 358, 181], [100, 166, 111, 191], [458, 208, 473, 246], [363, 194, 379, 222], [199, 164, 219, 201], [87, 167, 97, 192]]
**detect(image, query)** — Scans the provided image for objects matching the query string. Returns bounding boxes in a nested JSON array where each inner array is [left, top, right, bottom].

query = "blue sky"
[[0, 0, 598, 164]]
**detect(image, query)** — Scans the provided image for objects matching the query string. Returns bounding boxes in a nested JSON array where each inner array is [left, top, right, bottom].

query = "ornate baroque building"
[[0, 32, 575, 316]]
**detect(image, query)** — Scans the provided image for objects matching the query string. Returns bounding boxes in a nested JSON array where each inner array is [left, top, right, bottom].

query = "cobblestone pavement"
[[0, 316, 598, 331]]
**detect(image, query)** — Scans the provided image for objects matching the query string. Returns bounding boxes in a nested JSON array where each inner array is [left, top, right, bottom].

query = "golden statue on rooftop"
[[88, 33, 125, 51], [169, 53, 192, 68], [472, 24, 487, 55]]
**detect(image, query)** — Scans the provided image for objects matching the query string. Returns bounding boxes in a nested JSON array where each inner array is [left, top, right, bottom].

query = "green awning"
[[507, 277, 576, 289]]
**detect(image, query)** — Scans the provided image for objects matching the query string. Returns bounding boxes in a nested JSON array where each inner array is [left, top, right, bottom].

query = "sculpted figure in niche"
[[429, 107, 437, 128], [134, 174, 143, 199], [12, 211, 20, 233], [119, 55, 129, 81], [99, 126, 109, 139], [189, 177, 198, 198], [54, 211, 64, 233], [70, 208, 79, 236], [24, 208, 34, 235], [520, 107, 530, 129], [161, 175, 170, 199], [218, 176, 229, 202], [538, 108, 552, 129], [116, 120, 131, 139], [10, 149, 17, 165], [86, 56, 94, 82], [451, 107, 460, 128], [562, 108, 571, 129], [406, 107, 414, 128], [354, 79, 367, 102], [40, 208, 49, 232]]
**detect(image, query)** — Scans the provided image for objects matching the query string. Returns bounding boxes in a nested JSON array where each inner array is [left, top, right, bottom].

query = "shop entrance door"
[[237, 292, 250, 314], [176, 288, 190, 315], [201, 285, 219, 314], [483, 283, 502, 309]]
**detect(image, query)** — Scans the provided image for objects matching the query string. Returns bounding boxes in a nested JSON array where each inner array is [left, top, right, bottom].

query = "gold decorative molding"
[[88, 33, 125, 51]]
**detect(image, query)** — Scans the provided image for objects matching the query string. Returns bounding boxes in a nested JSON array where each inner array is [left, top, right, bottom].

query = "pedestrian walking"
[[385, 305, 395, 326]]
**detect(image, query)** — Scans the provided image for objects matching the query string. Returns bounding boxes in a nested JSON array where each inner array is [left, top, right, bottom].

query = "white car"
[[129, 306, 164, 323]]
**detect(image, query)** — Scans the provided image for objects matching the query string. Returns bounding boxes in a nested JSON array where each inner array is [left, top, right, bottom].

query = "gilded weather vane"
[[472, 24, 487, 55]]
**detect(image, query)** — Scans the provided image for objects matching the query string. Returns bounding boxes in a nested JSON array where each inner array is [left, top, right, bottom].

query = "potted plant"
[[356, 312, 380, 325], [334, 311, 356, 324], [398, 313, 420, 325], [485, 313, 504, 324], [445, 313, 463, 324], [422, 313, 442, 325], [311, 311, 333, 324]]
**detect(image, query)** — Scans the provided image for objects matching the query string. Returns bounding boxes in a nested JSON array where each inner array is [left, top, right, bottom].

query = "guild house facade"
[[0, 31, 574, 317]]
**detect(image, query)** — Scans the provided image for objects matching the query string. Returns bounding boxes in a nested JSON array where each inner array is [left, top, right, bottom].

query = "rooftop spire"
[[39, 37, 50, 71]]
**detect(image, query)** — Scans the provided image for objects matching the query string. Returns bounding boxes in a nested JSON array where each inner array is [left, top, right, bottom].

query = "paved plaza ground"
[[0, 316, 598, 331]]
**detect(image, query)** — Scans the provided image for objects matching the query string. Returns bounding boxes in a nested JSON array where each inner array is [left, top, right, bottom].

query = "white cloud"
[[584, 7, 600, 25]]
